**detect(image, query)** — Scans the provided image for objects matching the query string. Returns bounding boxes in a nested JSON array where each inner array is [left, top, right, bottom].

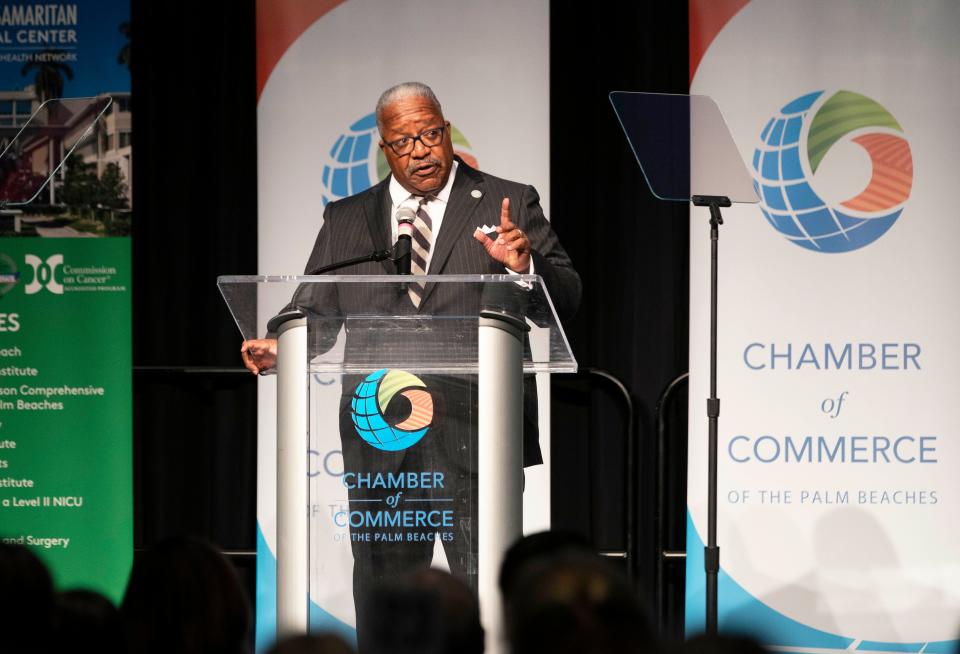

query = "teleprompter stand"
[[691, 193, 729, 634], [610, 92, 757, 635]]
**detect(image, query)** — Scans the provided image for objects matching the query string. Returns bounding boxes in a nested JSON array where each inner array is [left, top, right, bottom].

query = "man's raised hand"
[[473, 198, 531, 273]]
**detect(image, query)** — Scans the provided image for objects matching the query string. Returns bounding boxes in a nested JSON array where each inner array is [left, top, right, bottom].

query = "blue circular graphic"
[[752, 90, 912, 253], [320, 113, 383, 207]]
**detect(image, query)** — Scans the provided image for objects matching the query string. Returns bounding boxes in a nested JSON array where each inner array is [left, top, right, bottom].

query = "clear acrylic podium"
[[219, 274, 576, 650]]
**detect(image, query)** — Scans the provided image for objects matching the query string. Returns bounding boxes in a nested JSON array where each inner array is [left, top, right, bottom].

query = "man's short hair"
[[376, 82, 443, 134]]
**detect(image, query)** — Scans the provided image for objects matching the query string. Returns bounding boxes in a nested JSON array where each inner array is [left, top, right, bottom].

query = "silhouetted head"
[[499, 530, 593, 603], [0, 542, 55, 653], [52, 589, 124, 654], [121, 536, 251, 654], [266, 633, 355, 654], [363, 566, 482, 654], [507, 551, 657, 654], [408, 568, 483, 654]]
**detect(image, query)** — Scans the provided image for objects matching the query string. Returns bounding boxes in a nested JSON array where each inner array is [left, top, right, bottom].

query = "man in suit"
[[242, 82, 579, 645]]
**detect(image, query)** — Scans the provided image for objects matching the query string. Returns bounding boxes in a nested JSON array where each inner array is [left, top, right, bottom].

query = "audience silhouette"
[[362, 566, 483, 654], [0, 542, 55, 653], [53, 588, 125, 654], [505, 544, 657, 654], [266, 633, 355, 654], [121, 536, 252, 654], [0, 531, 841, 654]]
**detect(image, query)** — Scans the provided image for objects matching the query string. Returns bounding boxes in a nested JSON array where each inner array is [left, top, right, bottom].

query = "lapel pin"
[[471, 189, 482, 199]]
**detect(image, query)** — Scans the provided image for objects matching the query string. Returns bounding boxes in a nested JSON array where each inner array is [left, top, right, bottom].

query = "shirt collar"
[[389, 159, 458, 208]]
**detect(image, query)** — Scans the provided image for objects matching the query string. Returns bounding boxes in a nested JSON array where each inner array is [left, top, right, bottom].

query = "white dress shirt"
[[388, 161, 458, 274]]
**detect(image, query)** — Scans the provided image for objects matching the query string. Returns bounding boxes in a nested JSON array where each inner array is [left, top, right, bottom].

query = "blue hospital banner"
[[686, 1, 960, 651]]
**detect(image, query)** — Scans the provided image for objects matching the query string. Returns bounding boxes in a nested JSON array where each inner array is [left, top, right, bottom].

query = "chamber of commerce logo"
[[351, 369, 434, 451], [752, 90, 913, 253], [320, 112, 479, 206], [0, 254, 19, 296], [24, 253, 63, 295]]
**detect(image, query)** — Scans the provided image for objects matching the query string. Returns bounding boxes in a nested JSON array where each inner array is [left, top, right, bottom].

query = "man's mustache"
[[406, 158, 442, 175]]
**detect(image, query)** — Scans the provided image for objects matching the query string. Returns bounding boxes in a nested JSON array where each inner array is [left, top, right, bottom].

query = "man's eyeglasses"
[[382, 124, 447, 156]]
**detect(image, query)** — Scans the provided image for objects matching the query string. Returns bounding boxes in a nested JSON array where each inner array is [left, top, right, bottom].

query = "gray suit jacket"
[[291, 158, 581, 467]]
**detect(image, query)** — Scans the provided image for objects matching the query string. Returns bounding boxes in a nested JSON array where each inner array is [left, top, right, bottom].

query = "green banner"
[[0, 237, 131, 601]]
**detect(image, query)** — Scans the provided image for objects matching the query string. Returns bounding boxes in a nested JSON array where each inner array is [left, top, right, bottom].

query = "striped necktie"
[[408, 196, 433, 307]]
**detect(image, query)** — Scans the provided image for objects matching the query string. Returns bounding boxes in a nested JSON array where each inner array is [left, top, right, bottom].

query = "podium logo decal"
[[351, 369, 434, 451], [752, 90, 912, 253]]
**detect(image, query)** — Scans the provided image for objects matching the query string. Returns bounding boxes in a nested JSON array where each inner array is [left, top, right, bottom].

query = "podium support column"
[[275, 316, 308, 637], [478, 313, 526, 653]]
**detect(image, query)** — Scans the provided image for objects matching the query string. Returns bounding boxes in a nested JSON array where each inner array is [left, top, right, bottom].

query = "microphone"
[[394, 206, 416, 275]]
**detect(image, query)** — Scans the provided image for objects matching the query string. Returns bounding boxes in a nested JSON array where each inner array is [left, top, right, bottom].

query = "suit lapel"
[[427, 160, 484, 275], [363, 179, 395, 274], [418, 161, 484, 308]]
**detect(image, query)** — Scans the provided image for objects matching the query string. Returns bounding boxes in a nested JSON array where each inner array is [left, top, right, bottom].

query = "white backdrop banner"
[[686, 1, 960, 651], [255, 0, 549, 649]]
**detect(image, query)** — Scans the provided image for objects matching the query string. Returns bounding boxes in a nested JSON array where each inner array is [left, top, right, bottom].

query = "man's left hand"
[[473, 198, 531, 273]]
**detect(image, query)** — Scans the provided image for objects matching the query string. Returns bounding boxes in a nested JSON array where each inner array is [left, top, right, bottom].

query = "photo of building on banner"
[[0, 4, 130, 238], [0, 1, 133, 603]]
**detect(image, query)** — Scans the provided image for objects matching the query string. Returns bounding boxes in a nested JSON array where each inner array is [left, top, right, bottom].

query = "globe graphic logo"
[[752, 90, 913, 253], [350, 369, 434, 451], [321, 112, 479, 206]]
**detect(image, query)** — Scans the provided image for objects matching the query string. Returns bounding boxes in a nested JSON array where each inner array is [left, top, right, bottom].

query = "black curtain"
[[130, 0, 259, 595], [549, 2, 690, 636]]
